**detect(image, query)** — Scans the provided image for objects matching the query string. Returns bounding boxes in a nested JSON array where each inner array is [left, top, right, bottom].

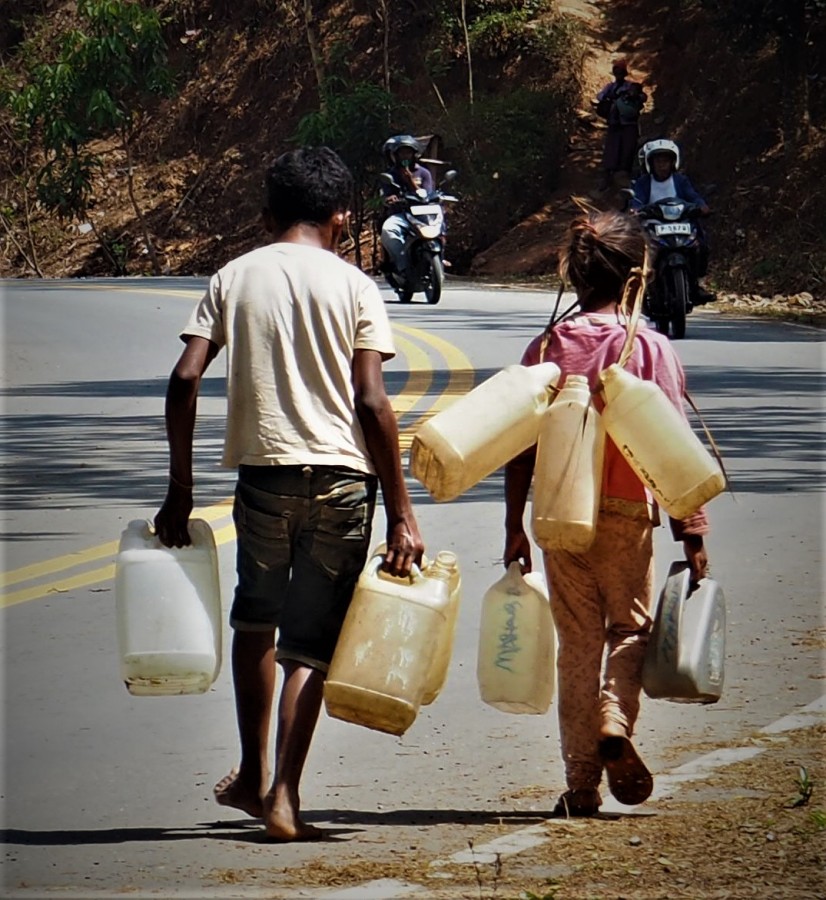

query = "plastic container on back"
[[324, 552, 451, 735], [532, 374, 606, 553], [410, 362, 561, 502], [599, 364, 726, 519], [421, 551, 462, 705], [115, 519, 222, 696], [642, 561, 726, 703], [477, 562, 555, 714]]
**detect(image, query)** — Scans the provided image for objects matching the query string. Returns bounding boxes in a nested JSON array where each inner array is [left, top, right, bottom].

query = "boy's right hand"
[[382, 519, 424, 578], [154, 481, 193, 548]]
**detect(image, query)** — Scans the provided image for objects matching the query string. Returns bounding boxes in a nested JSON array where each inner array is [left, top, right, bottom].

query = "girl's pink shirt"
[[522, 312, 708, 535]]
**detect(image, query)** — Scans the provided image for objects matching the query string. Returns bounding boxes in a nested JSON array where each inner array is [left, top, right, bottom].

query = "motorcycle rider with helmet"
[[379, 135, 434, 279], [629, 139, 715, 304]]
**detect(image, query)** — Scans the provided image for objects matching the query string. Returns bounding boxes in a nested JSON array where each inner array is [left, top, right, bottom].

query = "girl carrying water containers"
[[503, 204, 710, 818]]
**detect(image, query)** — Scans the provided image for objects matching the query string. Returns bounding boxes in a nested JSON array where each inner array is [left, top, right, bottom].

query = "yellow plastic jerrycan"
[[410, 362, 561, 502], [324, 552, 451, 735], [532, 374, 606, 553], [599, 364, 726, 519], [115, 519, 223, 696], [477, 562, 555, 714], [421, 550, 462, 705]]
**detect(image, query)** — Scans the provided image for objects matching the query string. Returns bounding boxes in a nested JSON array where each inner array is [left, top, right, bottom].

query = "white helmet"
[[642, 139, 680, 174]]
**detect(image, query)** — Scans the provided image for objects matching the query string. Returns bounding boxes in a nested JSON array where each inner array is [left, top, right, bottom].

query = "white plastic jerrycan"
[[421, 550, 462, 706], [642, 561, 726, 703], [115, 519, 222, 696], [324, 551, 451, 735], [477, 562, 555, 714], [599, 364, 726, 519], [532, 374, 606, 553], [410, 362, 561, 502]]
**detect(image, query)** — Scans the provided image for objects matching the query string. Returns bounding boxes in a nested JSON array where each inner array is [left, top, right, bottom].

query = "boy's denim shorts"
[[230, 463, 377, 672]]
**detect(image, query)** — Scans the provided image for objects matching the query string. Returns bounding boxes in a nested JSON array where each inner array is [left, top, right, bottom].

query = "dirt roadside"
[[245, 720, 824, 899], [471, 0, 825, 314]]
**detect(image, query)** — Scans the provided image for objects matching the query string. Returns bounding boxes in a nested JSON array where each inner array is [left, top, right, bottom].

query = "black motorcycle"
[[379, 170, 458, 305], [636, 197, 706, 339]]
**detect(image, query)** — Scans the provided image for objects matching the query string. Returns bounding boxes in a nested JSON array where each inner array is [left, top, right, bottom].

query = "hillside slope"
[[473, 0, 826, 303], [1, 0, 823, 302]]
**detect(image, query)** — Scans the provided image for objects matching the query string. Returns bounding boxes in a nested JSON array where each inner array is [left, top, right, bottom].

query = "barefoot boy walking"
[[154, 147, 423, 840]]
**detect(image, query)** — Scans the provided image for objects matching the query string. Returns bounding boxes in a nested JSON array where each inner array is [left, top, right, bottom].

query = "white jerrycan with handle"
[[642, 561, 726, 703], [410, 362, 561, 501], [477, 562, 555, 714], [115, 519, 222, 696], [324, 551, 450, 735], [599, 364, 725, 519], [532, 374, 605, 553], [421, 550, 462, 705]]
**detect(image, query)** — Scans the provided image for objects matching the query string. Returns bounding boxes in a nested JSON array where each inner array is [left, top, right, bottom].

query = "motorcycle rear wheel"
[[424, 255, 444, 305]]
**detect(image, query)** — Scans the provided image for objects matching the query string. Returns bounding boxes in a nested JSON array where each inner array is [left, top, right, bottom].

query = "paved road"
[[1, 278, 823, 898]]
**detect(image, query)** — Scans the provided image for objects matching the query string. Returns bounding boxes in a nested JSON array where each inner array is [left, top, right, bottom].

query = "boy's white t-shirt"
[[649, 175, 676, 203], [181, 242, 395, 474]]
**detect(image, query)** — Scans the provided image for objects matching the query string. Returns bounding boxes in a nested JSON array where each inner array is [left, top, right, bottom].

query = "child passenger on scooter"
[[502, 204, 711, 818]]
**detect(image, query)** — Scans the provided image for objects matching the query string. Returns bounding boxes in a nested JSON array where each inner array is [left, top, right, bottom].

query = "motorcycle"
[[379, 170, 458, 305], [635, 197, 706, 340]]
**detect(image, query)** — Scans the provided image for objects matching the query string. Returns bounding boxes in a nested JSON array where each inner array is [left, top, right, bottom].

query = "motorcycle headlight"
[[662, 203, 685, 221]]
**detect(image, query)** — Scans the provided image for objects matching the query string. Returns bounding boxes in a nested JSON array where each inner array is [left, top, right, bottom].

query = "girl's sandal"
[[599, 735, 654, 806]]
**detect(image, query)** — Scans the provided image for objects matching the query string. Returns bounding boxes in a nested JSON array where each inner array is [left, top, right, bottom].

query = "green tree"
[[295, 74, 408, 269], [5, 0, 173, 274]]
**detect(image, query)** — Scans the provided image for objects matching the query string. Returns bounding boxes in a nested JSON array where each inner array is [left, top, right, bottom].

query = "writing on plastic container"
[[494, 599, 523, 671]]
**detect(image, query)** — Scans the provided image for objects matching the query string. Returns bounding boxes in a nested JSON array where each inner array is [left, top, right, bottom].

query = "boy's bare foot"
[[213, 769, 264, 819], [263, 794, 324, 842]]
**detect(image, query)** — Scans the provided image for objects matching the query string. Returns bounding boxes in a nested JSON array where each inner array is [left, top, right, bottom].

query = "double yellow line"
[[1, 320, 473, 610]]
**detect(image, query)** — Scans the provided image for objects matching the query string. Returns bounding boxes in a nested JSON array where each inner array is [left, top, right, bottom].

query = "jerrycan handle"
[[503, 560, 527, 592], [365, 553, 423, 585]]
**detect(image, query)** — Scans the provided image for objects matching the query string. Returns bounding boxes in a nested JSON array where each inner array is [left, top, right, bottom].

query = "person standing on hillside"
[[595, 58, 647, 192], [502, 205, 710, 817], [153, 146, 424, 841]]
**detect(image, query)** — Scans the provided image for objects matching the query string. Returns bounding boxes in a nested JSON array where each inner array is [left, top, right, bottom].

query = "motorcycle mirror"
[[442, 170, 459, 184], [379, 172, 397, 186]]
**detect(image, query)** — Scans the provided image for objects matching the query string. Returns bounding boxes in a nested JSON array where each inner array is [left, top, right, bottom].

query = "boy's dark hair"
[[559, 204, 648, 302], [264, 147, 353, 228]]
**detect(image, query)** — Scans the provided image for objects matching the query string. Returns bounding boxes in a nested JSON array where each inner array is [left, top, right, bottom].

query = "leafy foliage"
[[692, 0, 825, 46], [294, 71, 410, 266], [4, 0, 172, 225], [437, 85, 572, 255]]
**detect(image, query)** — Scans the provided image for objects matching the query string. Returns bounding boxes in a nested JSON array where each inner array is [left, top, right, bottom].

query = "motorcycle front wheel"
[[388, 272, 413, 303], [668, 268, 690, 340], [424, 255, 444, 305]]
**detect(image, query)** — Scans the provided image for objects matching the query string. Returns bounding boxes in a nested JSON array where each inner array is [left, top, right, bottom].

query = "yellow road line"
[[0, 499, 235, 589], [1, 521, 241, 610], [1, 320, 473, 609]]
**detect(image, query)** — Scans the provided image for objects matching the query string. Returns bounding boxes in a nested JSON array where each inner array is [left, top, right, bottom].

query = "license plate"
[[409, 204, 441, 215], [654, 222, 691, 236]]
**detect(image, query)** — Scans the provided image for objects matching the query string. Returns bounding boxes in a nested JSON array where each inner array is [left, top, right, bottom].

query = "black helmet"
[[382, 134, 423, 164]]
